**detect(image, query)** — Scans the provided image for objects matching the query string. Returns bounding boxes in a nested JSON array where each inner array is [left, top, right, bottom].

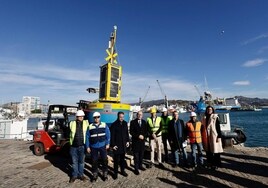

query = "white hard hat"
[[190, 112, 197, 117], [93, 112, 101, 117], [168, 106, 174, 110], [76, 110, 85, 117], [162, 107, 167, 112]]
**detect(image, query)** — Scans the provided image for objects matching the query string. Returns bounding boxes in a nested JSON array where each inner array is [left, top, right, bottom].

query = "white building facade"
[[21, 96, 41, 115]]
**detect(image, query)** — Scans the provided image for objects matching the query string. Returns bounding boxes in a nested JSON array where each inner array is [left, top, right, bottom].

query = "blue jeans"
[[91, 146, 108, 174], [173, 141, 188, 165], [190, 143, 203, 165], [70, 146, 85, 177]]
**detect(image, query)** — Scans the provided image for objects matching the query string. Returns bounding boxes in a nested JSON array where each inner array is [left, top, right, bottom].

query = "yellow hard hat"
[[150, 108, 157, 113]]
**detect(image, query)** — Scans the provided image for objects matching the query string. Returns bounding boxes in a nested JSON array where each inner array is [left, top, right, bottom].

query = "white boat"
[[254, 108, 262, 111], [130, 105, 141, 113], [176, 107, 187, 113]]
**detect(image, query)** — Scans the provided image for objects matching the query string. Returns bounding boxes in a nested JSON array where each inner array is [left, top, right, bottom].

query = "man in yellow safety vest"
[[147, 107, 162, 167], [69, 110, 89, 183]]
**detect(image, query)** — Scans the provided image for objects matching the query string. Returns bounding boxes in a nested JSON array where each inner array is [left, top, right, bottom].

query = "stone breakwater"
[[0, 140, 267, 188]]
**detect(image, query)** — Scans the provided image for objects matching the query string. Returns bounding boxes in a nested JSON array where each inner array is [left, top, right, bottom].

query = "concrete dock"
[[0, 140, 267, 188]]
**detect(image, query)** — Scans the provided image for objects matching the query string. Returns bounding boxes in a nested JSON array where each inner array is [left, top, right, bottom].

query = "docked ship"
[[193, 95, 246, 147]]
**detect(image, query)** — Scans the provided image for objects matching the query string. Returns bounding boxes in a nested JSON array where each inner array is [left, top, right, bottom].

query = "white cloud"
[[242, 58, 266, 67], [0, 58, 101, 104], [1, 57, 267, 105], [232, 80, 250, 86], [242, 33, 268, 45]]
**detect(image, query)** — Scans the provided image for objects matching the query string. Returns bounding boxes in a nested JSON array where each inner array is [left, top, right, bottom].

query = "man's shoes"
[[103, 171, 108, 181], [139, 166, 146, 171], [148, 163, 154, 168], [200, 164, 206, 168], [113, 173, 118, 180], [121, 171, 128, 177], [69, 177, 76, 183], [134, 169, 140, 175], [164, 157, 169, 163], [92, 174, 98, 182], [158, 163, 164, 168], [78, 175, 86, 181], [211, 166, 218, 170]]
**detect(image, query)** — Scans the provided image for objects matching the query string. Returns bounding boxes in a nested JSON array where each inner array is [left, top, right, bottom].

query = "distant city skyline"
[[0, 1, 267, 105]]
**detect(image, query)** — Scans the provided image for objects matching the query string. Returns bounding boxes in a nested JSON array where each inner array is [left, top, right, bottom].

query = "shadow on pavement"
[[220, 151, 268, 178], [159, 165, 229, 188], [222, 158, 268, 177], [196, 165, 268, 188], [157, 178, 200, 188], [160, 162, 267, 187], [44, 154, 71, 177], [222, 152, 268, 164], [29, 144, 34, 155]]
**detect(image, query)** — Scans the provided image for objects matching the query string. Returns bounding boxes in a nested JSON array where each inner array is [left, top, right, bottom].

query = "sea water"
[[229, 109, 268, 147]]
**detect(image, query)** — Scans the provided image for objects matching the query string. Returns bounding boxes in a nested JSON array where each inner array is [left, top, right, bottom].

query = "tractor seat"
[[48, 131, 64, 145]]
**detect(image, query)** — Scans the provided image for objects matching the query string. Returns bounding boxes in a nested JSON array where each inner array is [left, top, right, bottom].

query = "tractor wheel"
[[34, 143, 44, 156]]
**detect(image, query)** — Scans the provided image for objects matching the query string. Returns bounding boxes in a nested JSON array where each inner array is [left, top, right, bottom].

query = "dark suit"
[[168, 118, 188, 165], [110, 120, 129, 174], [168, 118, 187, 150], [130, 118, 148, 170]]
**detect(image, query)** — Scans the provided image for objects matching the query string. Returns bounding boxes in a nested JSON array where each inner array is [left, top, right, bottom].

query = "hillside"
[[132, 96, 268, 109], [235, 96, 268, 107]]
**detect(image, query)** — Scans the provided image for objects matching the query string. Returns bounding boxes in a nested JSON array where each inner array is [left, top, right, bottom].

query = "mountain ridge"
[[131, 96, 268, 109]]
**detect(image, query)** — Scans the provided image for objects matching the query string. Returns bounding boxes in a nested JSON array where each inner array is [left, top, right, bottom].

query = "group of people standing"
[[68, 105, 223, 183]]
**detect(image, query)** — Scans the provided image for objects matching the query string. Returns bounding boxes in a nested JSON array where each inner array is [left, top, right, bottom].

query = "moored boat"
[[194, 97, 247, 147]]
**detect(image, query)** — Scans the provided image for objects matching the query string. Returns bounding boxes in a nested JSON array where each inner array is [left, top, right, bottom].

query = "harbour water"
[[229, 108, 268, 147]]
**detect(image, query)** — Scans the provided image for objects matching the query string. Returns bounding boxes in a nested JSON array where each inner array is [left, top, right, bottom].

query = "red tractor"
[[33, 105, 77, 156]]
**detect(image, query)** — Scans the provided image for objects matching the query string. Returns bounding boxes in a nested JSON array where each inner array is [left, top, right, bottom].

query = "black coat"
[[110, 119, 130, 154], [130, 118, 148, 153], [168, 118, 187, 150]]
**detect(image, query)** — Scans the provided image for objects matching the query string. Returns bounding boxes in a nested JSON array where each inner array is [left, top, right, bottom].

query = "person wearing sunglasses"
[[85, 112, 110, 182]]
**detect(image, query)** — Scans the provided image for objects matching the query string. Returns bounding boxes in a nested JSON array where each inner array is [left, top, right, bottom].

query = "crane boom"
[[194, 85, 202, 97], [139, 86, 150, 107], [156, 80, 168, 108]]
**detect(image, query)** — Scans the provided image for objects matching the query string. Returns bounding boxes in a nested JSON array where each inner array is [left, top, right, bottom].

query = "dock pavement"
[[0, 140, 267, 188]]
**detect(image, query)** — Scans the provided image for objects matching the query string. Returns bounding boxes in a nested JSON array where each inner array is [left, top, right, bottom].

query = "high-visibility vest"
[[161, 116, 171, 134], [69, 120, 89, 145], [147, 117, 162, 134], [186, 121, 202, 143], [88, 122, 107, 145]]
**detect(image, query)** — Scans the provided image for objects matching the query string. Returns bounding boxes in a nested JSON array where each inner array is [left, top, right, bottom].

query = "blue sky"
[[0, 0, 268, 105]]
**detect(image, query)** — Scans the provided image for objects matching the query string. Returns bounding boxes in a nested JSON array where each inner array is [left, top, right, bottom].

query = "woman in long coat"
[[201, 106, 223, 169]]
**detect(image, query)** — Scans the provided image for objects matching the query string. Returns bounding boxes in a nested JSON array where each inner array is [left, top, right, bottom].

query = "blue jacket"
[[85, 122, 110, 149]]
